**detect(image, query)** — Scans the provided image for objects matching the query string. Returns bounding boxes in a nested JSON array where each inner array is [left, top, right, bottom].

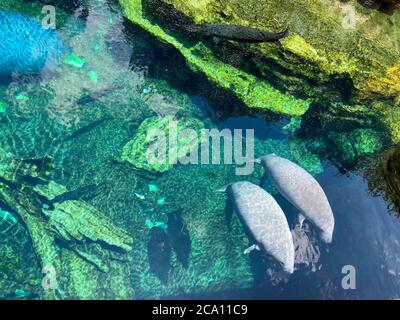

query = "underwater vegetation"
[[0, 0, 400, 300], [0, 9, 68, 76], [0, 147, 133, 299], [120, 0, 400, 149]]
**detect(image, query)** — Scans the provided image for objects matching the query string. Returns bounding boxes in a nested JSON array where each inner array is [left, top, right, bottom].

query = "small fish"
[[48, 183, 104, 205], [135, 193, 145, 200], [157, 197, 166, 206], [62, 118, 110, 142], [15, 93, 29, 101]]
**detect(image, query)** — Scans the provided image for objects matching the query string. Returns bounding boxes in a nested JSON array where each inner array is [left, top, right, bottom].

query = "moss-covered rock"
[[328, 128, 386, 165], [119, 0, 311, 116], [0, 148, 134, 299], [121, 115, 205, 173], [120, 0, 400, 111], [119, 0, 400, 146]]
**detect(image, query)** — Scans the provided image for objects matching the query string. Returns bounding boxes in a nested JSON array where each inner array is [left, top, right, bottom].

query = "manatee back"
[[230, 181, 294, 273], [261, 155, 334, 242]]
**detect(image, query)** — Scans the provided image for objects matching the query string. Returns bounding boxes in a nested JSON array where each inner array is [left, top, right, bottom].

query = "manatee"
[[0, 10, 68, 76], [147, 227, 172, 283], [219, 181, 294, 273], [185, 24, 289, 43], [257, 154, 334, 243]]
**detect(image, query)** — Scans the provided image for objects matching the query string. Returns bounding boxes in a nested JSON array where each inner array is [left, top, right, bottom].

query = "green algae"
[[0, 148, 134, 299], [155, 0, 400, 103], [328, 128, 386, 165], [121, 115, 205, 173], [119, 0, 311, 116]]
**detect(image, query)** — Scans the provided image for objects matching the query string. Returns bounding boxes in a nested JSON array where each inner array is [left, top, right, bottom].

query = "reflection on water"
[[0, 0, 399, 300]]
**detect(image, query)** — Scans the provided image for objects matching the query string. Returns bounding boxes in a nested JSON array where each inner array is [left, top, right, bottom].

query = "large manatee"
[[257, 154, 334, 243], [219, 181, 294, 273], [0, 9, 68, 76]]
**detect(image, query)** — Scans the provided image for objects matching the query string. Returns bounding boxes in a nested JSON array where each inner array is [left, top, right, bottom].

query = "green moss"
[[119, 0, 311, 116], [121, 115, 205, 173], [0, 244, 20, 275], [255, 137, 324, 176], [328, 128, 385, 164], [156, 0, 400, 103]]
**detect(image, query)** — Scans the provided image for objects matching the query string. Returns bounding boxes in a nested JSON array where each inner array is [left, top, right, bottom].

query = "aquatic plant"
[[328, 128, 386, 166]]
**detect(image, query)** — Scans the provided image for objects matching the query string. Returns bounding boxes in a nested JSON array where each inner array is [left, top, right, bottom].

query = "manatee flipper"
[[298, 213, 306, 229], [244, 244, 261, 255]]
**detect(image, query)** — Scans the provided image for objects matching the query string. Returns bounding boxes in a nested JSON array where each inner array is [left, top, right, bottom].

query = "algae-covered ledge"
[[119, 0, 312, 116], [119, 0, 400, 145]]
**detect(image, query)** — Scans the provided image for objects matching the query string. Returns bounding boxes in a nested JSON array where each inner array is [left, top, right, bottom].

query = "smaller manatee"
[[257, 154, 334, 243], [219, 181, 294, 273]]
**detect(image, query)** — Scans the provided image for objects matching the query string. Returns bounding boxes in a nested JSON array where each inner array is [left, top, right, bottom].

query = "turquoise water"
[[0, 0, 399, 300]]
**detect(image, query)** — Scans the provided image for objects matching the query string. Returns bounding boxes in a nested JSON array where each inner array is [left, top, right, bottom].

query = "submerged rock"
[[365, 145, 400, 215], [120, 0, 400, 111], [119, 0, 400, 146], [327, 128, 387, 166], [0, 9, 68, 76], [121, 115, 204, 173], [0, 148, 134, 299], [119, 0, 311, 116]]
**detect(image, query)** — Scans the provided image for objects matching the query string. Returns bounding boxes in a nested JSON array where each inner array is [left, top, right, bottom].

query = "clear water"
[[0, 0, 399, 300]]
